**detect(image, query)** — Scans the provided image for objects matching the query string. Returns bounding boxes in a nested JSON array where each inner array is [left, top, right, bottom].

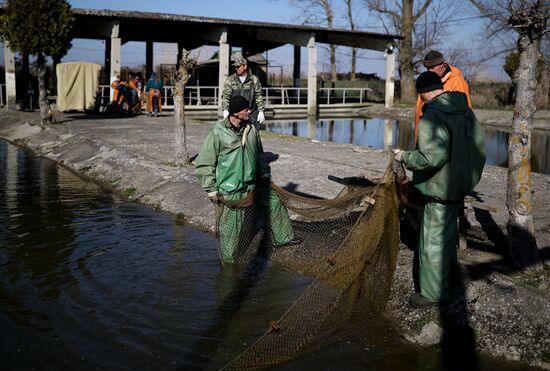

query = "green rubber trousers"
[[219, 185, 294, 263], [419, 201, 459, 302]]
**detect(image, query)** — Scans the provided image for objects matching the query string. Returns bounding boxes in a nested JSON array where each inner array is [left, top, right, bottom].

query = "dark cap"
[[416, 71, 443, 93], [423, 50, 445, 68], [228, 95, 249, 114]]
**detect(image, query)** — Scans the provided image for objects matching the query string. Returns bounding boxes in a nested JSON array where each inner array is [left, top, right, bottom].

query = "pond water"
[[265, 118, 550, 175], [0, 139, 536, 370]]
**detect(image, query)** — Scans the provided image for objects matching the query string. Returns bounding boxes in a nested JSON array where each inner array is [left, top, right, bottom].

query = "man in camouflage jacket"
[[221, 55, 265, 127]]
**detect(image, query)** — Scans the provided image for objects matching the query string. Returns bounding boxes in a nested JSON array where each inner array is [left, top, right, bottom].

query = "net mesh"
[[215, 160, 402, 370]]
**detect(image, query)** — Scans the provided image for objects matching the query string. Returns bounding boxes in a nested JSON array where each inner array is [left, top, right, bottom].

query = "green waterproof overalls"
[[195, 119, 293, 263], [402, 92, 486, 302]]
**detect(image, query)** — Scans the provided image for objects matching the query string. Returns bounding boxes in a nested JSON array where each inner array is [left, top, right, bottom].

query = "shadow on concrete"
[[262, 151, 279, 165], [282, 182, 324, 200]]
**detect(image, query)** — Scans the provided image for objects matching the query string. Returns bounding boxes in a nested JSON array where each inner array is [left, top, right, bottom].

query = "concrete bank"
[[1, 108, 549, 369]]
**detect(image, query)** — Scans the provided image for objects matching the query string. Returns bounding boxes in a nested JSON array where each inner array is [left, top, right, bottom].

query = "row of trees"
[[1, 0, 548, 270]]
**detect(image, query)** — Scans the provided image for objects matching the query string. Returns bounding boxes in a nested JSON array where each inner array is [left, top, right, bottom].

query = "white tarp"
[[56, 62, 101, 111]]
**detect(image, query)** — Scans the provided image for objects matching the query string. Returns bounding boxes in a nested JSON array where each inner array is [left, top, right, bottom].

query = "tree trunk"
[[506, 34, 543, 271], [345, 0, 356, 81], [37, 53, 52, 124], [174, 82, 190, 165], [351, 47, 356, 81], [399, 0, 415, 104], [330, 44, 337, 82], [536, 60, 549, 109]]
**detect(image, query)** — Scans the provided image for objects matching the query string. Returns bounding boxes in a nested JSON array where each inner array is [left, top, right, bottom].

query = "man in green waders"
[[195, 95, 296, 263], [393, 71, 486, 308]]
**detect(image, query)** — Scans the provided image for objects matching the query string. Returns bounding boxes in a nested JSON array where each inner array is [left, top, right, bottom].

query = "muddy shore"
[[1, 105, 549, 369]]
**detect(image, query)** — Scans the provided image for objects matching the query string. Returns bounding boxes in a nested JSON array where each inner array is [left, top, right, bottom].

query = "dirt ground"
[[1, 105, 549, 369]]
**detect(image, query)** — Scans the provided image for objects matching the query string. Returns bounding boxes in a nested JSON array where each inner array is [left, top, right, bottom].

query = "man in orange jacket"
[[414, 50, 471, 143]]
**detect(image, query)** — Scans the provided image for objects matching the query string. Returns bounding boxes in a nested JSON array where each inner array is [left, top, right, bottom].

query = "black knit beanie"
[[228, 95, 249, 115], [416, 71, 443, 93], [423, 50, 445, 68]]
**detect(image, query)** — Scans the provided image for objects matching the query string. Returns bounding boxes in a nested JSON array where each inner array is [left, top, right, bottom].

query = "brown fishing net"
[[215, 160, 401, 370]]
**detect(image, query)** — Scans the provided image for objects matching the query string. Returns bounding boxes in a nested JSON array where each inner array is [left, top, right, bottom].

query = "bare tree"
[[443, 45, 493, 81], [290, 0, 338, 82], [471, 0, 548, 271], [345, 0, 358, 80], [364, 0, 459, 103], [173, 49, 197, 166]]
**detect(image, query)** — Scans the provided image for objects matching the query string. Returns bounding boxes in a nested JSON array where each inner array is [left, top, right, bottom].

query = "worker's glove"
[[392, 148, 404, 163], [223, 110, 229, 119], [257, 111, 265, 124], [260, 174, 271, 186], [208, 191, 219, 203]]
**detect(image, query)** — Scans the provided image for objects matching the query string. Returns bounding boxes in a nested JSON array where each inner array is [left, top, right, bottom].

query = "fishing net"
[[215, 160, 403, 370]]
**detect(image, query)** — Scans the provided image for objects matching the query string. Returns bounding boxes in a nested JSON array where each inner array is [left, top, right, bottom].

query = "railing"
[[98, 85, 372, 109]]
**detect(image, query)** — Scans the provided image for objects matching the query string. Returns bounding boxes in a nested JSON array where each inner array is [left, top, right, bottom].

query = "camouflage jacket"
[[221, 72, 265, 112]]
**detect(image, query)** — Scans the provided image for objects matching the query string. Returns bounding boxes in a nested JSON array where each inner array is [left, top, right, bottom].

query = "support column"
[[218, 30, 229, 117], [146, 40, 153, 78], [176, 41, 184, 68], [307, 35, 317, 117], [52, 56, 61, 96], [3, 44, 16, 110], [21, 53, 29, 108], [385, 44, 395, 108], [293, 45, 301, 88], [110, 21, 121, 101], [104, 38, 111, 85]]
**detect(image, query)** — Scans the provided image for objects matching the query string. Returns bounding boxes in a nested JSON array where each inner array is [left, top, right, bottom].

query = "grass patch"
[[175, 213, 186, 225], [261, 131, 309, 142], [121, 187, 137, 198], [160, 161, 178, 167]]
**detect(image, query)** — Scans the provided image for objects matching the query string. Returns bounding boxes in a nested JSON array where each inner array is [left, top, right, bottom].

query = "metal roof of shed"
[[71, 8, 402, 54]]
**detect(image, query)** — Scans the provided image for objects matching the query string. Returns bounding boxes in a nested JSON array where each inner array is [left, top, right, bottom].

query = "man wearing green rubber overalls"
[[195, 95, 295, 263], [393, 71, 486, 308]]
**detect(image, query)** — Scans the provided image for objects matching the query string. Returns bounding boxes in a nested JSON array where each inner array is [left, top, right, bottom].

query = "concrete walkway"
[[1, 109, 549, 369]]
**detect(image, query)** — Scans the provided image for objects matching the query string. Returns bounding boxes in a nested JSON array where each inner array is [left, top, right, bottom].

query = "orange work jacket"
[[414, 65, 471, 143], [111, 80, 126, 104]]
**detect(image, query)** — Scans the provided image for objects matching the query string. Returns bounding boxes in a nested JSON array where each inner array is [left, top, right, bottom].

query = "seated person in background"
[[110, 75, 126, 107]]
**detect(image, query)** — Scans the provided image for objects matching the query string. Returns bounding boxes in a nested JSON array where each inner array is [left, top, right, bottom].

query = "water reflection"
[[0, 140, 311, 370], [265, 118, 550, 175]]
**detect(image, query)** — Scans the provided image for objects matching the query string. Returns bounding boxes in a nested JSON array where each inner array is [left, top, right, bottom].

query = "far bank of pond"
[[263, 118, 550, 175]]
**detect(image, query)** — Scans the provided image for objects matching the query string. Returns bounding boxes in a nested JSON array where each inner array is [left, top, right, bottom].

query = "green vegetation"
[[121, 187, 137, 198], [261, 131, 309, 142], [175, 213, 186, 225], [160, 161, 178, 167]]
